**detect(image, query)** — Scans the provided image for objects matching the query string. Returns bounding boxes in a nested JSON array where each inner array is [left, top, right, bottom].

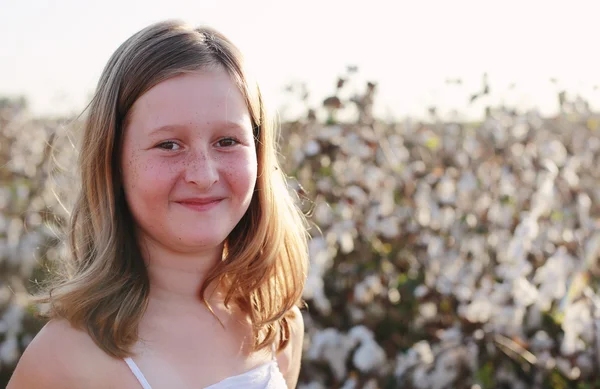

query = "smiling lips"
[[175, 197, 224, 211]]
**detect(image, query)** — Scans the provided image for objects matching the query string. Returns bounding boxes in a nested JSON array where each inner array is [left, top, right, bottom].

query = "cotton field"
[[1, 76, 600, 388]]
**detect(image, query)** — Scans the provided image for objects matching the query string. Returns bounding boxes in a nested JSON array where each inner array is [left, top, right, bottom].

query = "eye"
[[156, 141, 181, 151], [216, 137, 240, 148]]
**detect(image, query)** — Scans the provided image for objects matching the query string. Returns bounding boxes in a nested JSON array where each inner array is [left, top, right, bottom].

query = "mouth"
[[175, 198, 224, 212]]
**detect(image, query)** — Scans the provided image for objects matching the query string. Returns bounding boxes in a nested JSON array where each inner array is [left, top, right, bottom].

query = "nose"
[[183, 148, 219, 190]]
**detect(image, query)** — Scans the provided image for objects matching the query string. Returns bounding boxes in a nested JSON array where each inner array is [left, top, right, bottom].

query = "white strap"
[[271, 342, 277, 361], [124, 357, 153, 389]]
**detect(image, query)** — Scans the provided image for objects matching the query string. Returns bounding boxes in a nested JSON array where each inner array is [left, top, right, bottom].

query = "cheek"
[[122, 153, 176, 208], [226, 154, 258, 195]]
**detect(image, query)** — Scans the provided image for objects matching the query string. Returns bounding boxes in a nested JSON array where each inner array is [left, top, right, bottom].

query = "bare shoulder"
[[277, 305, 305, 388], [7, 319, 118, 389]]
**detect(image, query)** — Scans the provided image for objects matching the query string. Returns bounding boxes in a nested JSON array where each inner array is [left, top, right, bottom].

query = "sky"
[[1, 0, 600, 121]]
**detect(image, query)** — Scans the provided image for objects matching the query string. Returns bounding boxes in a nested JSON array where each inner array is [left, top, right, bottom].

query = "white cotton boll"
[[379, 190, 396, 217], [411, 365, 431, 389], [435, 176, 456, 205], [365, 206, 379, 236], [388, 289, 401, 304], [6, 218, 23, 254], [363, 166, 384, 192], [438, 327, 462, 345], [428, 351, 460, 389], [560, 332, 584, 356], [349, 325, 375, 343], [342, 135, 373, 160], [0, 215, 7, 235], [512, 277, 539, 307], [511, 122, 529, 140], [307, 328, 354, 380], [317, 125, 343, 141], [473, 193, 492, 215], [435, 277, 454, 296], [438, 207, 456, 232], [584, 231, 600, 268], [412, 341, 434, 364], [419, 302, 438, 320], [563, 167, 580, 188], [556, 357, 579, 380], [415, 206, 431, 227], [1, 304, 24, 335], [313, 201, 333, 227], [302, 273, 323, 300], [537, 350, 555, 369], [339, 377, 358, 389], [377, 217, 400, 239], [316, 177, 333, 193], [365, 276, 383, 295], [426, 236, 445, 259], [0, 287, 11, 307], [302, 279, 331, 315], [576, 353, 594, 377], [304, 140, 321, 156], [348, 304, 366, 322], [541, 139, 568, 167], [487, 203, 514, 228], [499, 170, 517, 198], [337, 202, 355, 221], [414, 285, 429, 299], [0, 188, 10, 210], [531, 331, 554, 351], [534, 247, 576, 306], [0, 336, 19, 364], [492, 306, 526, 335], [458, 299, 493, 323], [304, 238, 334, 314], [514, 215, 540, 242], [356, 142, 374, 160], [21, 334, 33, 349], [453, 284, 473, 302], [345, 185, 368, 206], [354, 282, 373, 305], [395, 351, 419, 378], [398, 341, 438, 379], [562, 300, 593, 341], [466, 341, 479, 372], [339, 231, 354, 254], [353, 339, 386, 373], [312, 291, 332, 315]]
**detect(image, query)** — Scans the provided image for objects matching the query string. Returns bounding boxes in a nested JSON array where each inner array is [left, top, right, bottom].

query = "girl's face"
[[120, 69, 257, 255]]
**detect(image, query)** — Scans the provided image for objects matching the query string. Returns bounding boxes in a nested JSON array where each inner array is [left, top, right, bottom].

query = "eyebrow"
[[148, 121, 249, 136]]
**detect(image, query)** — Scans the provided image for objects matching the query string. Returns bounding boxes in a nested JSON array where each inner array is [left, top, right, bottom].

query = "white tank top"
[[123, 345, 288, 389]]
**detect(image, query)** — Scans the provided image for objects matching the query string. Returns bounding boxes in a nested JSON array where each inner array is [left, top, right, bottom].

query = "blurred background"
[[2, 0, 600, 388]]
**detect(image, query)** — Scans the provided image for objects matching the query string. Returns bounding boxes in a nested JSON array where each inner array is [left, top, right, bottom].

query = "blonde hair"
[[39, 20, 309, 357]]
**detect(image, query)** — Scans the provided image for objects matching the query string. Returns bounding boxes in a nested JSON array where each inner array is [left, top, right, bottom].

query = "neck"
[[138, 235, 227, 308]]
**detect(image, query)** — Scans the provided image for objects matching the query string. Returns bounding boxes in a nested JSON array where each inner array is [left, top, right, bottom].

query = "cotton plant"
[[0, 102, 77, 378]]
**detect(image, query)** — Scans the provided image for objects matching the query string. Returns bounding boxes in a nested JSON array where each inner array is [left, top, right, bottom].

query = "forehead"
[[126, 69, 252, 134]]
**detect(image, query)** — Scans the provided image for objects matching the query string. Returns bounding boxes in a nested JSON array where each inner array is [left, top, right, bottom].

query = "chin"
[[175, 233, 228, 251]]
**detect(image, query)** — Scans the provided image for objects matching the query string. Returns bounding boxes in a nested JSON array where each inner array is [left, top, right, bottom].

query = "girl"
[[8, 19, 308, 389]]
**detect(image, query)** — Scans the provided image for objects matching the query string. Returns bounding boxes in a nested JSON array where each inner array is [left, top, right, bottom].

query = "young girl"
[[8, 20, 308, 389]]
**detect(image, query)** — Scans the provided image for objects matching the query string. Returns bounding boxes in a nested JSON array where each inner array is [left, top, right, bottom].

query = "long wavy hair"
[[39, 20, 309, 358]]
